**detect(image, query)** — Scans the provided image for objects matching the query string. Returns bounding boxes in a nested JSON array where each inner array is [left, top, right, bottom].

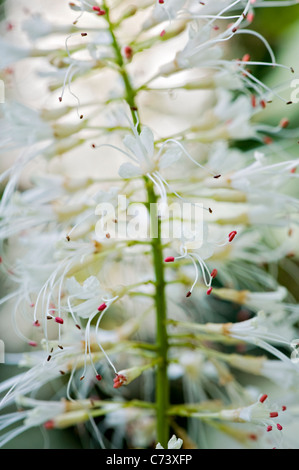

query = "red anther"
[[228, 231, 237, 242], [58, 96, 62, 102], [0, 256, 2, 263], [269, 412, 279, 418], [55, 317, 64, 324], [259, 394, 268, 404], [113, 374, 127, 389], [248, 434, 257, 441], [159, 0, 164, 3], [242, 53, 251, 62], [44, 420, 55, 430], [267, 425, 273, 432], [260, 100, 267, 109], [96, 374, 102, 381], [33, 320, 40, 327], [6, 22, 14, 31], [247, 12, 255, 23], [28, 341, 38, 347], [160, 29, 166, 37], [251, 95, 257, 108], [263, 136, 273, 145], [98, 303, 107, 312], [280, 118, 289, 128], [206, 287, 213, 296], [282, 406, 287, 411], [211, 269, 218, 279], [213, 174, 221, 179], [213, 25, 219, 31], [277, 423, 283, 431], [164, 256, 175, 263], [290, 167, 296, 174], [93, 6, 106, 15], [123, 46, 133, 60], [186, 291, 192, 298]]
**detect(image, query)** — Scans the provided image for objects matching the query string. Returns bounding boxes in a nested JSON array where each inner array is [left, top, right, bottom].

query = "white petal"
[[123, 134, 144, 161], [155, 443, 164, 449], [118, 162, 142, 179], [168, 435, 183, 449], [140, 127, 154, 158], [159, 149, 181, 169]]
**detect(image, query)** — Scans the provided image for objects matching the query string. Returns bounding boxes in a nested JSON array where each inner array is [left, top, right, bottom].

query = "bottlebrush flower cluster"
[[1, 0, 299, 450]]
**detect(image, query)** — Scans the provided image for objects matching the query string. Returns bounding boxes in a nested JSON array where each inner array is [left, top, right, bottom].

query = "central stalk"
[[103, 3, 169, 447]]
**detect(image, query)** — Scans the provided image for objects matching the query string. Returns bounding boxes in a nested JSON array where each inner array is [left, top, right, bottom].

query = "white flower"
[[66, 275, 112, 319], [0, 102, 53, 148], [22, 14, 56, 41], [119, 128, 177, 178], [176, 22, 223, 69], [165, 221, 236, 296], [0, 39, 30, 69], [156, 434, 183, 449], [0, 396, 65, 448], [213, 91, 255, 140], [143, 0, 187, 29]]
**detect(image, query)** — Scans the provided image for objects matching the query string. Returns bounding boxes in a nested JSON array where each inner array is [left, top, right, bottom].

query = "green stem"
[[146, 178, 169, 448], [103, 3, 169, 447]]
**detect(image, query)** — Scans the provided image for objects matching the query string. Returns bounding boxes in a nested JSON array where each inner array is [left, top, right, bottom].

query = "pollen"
[[211, 269, 218, 279], [98, 303, 107, 312], [113, 374, 127, 389], [228, 231, 237, 242], [259, 394, 268, 403]]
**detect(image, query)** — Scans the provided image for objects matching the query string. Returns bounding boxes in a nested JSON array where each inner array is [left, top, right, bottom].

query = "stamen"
[[113, 374, 127, 389], [55, 317, 64, 324], [211, 269, 218, 279], [164, 256, 175, 263], [269, 412, 279, 418], [123, 46, 133, 60], [259, 394, 268, 403], [44, 420, 54, 430], [228, 231, 237, 242], [98, 303, 107, 312]]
